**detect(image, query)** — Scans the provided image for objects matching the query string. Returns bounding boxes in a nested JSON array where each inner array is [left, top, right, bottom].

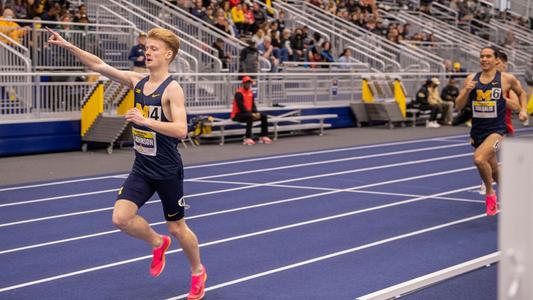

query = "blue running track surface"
[[2, 132, 529, 299]]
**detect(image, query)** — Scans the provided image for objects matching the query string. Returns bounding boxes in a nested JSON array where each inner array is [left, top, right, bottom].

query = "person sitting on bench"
[[231, 76, 273, 145]]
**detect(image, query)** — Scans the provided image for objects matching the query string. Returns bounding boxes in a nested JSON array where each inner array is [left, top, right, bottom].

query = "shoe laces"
[[190, 273, 204, 294]]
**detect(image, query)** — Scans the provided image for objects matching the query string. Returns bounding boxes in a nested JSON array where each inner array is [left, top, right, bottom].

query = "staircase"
[[81, 115, 132, 154]]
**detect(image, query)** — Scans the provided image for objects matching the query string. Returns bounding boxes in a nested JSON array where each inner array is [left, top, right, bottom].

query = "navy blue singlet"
[[130, 76, 183, 179], [469, 71, 507, 143]]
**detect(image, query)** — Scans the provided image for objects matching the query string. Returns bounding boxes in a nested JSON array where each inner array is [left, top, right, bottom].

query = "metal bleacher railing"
[[288, 0, 446, 72], [1, 71, 500, 120]]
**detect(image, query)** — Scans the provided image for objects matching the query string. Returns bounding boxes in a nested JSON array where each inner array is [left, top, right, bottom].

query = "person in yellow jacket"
[[0, 7, 28, 44], [231, 3, 245, 35]]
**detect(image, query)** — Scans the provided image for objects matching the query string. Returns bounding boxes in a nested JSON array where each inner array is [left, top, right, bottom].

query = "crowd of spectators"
[[173, 0, 394, 71], [0, 0, 90, 43]]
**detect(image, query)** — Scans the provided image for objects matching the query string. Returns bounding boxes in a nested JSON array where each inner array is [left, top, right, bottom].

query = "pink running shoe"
[[243, 138, 255, 145], [187, 265, 207, 300], [150, 235, 171, 277], [258, 136, 273, 144], [485, 193, 498, 216]]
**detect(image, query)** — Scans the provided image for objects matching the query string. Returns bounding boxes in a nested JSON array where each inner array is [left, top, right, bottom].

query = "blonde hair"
[[147, 28, 180, 62]]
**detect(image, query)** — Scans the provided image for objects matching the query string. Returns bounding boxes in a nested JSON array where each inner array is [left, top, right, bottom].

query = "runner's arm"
[[507, 73, 528, 121], [455, 74, 476, 111], [46, 27, 143, 88]]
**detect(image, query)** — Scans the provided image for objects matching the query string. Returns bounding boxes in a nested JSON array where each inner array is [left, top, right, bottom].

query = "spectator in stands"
[[74, 13, 90, 30], [311, 32, 325, 53], [452, 62, 467, 78], [41, 2, 61, 25], [128, 32, 147, 73], [357, 0, 378, 19], [326, 0, 337, 14], [415, 79, 442, 128], [257, 35, 279, 72], [502, 29, 516, 49], [443, 59, 453, 74], [190, 0, 207, 20], [252, 28, 264, 46], [212, 37, 231, 69], [251, 2, 266, 33], [0, 7, 27, 44], [290, 28, 305, 61], [10, 0, 27, 19], [230, 2, 245, 36], [337, 48, 352, 69], [231, 76, 272, 145], [239, 38, 258, 76], [365, 18, 381, 35], [34, 0, 46, 16], [386, 25, 402, 44], [242, 2, 254, 36], [275, 10, 286, 32], [72, 4, 88, 22], [419, 0, 433, 15], [350, 10, 365, 27], [271, 30, 289, 63], [280, 28, 293, 61], [440, 77, 460, 105], [428, 77, 454, 125], [320, 40, 334, 67], [399, 23, 411, 39], [214, 15, 233, 36], [307, 47, 323, 68]]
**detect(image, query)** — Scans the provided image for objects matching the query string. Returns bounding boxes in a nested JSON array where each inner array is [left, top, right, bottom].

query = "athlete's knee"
[[473, 154, 486, 167], [112, 212, 133, 230], [167, 220, 188, 238]]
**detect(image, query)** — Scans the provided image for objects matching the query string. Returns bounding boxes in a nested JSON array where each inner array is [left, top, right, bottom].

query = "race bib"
[[472, 100, 497, 118], [132, 128, 157, 156]]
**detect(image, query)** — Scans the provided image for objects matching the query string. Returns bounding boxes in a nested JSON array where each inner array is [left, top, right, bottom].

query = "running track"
[[2, 131, 530, 299]]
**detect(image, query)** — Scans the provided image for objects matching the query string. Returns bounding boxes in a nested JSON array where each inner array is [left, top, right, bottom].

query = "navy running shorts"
[[117, 172, 187, 221]]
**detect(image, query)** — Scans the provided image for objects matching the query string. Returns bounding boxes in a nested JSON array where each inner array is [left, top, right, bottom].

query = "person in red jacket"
[[231, 76, 273, 145]]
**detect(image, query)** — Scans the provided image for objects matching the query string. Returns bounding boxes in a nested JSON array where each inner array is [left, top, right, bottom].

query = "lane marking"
[[0, 143, 469, 207], [0, 185, 481, 293], [0, 136, 468, 192], [166, 214, 487, 300], [0, 156, 474, 227], [0, 167, 477, 254]]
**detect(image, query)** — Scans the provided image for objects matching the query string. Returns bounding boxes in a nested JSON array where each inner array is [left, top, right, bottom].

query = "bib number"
[[472, 100, 497, 118], [132, 127, 157, 156]]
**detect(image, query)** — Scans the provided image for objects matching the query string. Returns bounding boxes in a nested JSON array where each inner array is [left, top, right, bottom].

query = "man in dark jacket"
[[239, 39, 258, 76], [128, 33, 147, 73]]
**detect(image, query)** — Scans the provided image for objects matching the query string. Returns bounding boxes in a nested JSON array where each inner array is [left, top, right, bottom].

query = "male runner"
[[456, 47, 526, 216], [478, 51, 522, 195], [47, 27, 207, 299]]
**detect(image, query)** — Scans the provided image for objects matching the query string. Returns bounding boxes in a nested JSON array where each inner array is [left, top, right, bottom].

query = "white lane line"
[[0, 154, 474, 227], [182, 152, 473, 198], [0, 189, 119, 208], [0, 166, 477, 254], [166, 213, 487, 299], [356, 252, 500, 300], [0, 176, 126, 193], [188, 143, 468, 181], [0, 143, 468, 207], [193, 179, 484, 204], [0, 185, 481, 293], [0, 136, 466, 192]]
